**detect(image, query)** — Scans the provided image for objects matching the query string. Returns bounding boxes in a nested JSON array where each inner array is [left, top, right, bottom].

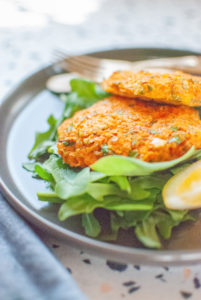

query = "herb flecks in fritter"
[[102, 70, 201, 106], [57, 96, 201, 167]]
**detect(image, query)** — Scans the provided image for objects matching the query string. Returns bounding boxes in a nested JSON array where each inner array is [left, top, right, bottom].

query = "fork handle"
[[128, 55, 201, 74]]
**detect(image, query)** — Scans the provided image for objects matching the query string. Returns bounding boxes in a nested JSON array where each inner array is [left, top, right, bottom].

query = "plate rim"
[[1, 46, 201, 266]]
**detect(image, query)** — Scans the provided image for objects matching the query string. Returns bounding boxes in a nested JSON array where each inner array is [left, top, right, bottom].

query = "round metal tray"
[[1, 47, 201, 265]]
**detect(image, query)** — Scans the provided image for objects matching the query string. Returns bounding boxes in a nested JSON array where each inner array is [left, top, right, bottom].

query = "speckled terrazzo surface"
[[1, 0, 201, 299], [41, 234, 201, 300]]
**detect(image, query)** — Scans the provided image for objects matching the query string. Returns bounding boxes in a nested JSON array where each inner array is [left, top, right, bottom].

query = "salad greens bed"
[[23, 78, 201, 249]]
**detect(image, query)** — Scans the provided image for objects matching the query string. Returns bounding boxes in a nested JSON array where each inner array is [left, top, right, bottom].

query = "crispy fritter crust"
[[57, 96, 201, 167], [102, 70, 201, 106]]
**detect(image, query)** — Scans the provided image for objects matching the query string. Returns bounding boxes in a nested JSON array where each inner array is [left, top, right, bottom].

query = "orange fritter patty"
[[57, 96, 201, 167], [102, 70, 201, 106]]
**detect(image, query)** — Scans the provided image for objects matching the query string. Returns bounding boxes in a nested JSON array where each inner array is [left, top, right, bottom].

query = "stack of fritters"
[[57, 70, 201, 167]]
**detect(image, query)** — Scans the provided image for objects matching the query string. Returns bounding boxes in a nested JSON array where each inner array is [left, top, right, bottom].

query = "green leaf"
[[102, 210, 152, 242], [87, 183, 120, 201], [113, 210, 150, 230], [170, 163, 191, 175], [167, 209, 194, 222], [124, 210, 151, 224], [104, 196, 153, 211], [35, 164, 54, 182], [140, 210, 194, 242], [28, 115, 57, 159], [58, 193, 153, 222], [62, 93, 84, 117], [70, 79, 109, 102], [89, 171, 106, 182], [135, 217, 161, 248], [82, 213, 101, 237], [22, 162, 37, 172], [48, 143, 58, 154], [130, 175, 169, 190], [44, 155, 106, 200], [154, 212, 176, 239], [109, 213, 131, 240], [58, 194, 99, 220], [55, 167, 92, 199], [129, 181, 151, 200], [109, 176, 131, 193], [43, 155, 88, 199], [37, 192, 63, 203], [91, 147, 197, 176]]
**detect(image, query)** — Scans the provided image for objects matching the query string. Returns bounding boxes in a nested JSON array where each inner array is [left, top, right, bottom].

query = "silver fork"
[[53, 50, 201, 81]]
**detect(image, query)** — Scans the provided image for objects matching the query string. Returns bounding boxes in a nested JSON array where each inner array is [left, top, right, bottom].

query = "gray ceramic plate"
[[1, 48, 201, 266]]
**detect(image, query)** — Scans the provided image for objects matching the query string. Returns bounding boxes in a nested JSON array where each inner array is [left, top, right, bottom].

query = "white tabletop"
[[1, 0, 201, 299]]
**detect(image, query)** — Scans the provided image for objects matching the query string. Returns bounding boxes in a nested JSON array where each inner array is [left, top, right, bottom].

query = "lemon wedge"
[[163, 160, 201, 210]]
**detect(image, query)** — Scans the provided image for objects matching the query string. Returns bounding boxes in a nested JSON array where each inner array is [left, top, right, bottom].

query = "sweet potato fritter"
[[57, 96, 201, 167], [102, 70, 201, 106]]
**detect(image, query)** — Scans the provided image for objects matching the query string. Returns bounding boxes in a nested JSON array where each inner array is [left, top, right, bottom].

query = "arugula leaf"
[[104, 210, 151, 241], [41, 154, 105, 200], [82, 213, 101, 237], [167, 209, 194, 222], [170, 163, 191, 175], [47, 142, 58, 154], [34, 153, 195, 248], [43, 155, 91, 199], [22, 162, 37, 172], [91, 147, 199, 176], [130, 175, 170, 190], [106, 212, 132, 241], [135, 216, 161, 248], [58, 194, 99, 220], [34, 164, 54, 182], [58, 193, 153, 222], [103, 196, 153, 211], [154, 210, 193, 240], [70, 78, 109, 102], [87, 183, 121, 201], [129, 182, 151, 201], [37, 192, 63, 203], [109, 176, 131, 193], [135, 209, 194, 248], [55, 167, 92, 199], [28, 115, 57, 159], [89, 171, 106, 182]]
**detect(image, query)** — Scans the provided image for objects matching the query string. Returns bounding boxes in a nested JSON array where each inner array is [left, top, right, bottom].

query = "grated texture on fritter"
[[102, 70, 201, 106], [57, 97, 201, 168]]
